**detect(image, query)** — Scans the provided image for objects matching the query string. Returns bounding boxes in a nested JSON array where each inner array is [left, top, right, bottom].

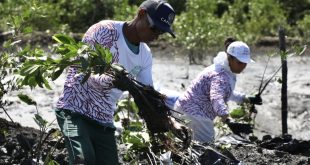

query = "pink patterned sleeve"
[[81, 22, 120, 89], [209, 74, 231, 117]]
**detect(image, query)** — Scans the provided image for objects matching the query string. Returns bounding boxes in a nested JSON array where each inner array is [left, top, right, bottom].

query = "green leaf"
[[27, 76, 37, 88], [3, 39, 12, 48], [18, 93, 37, 105], [104, 49, 113, 64], [127, 135, 141, 144], [114, 114, 120, 122], [64, 50, 77, 58], [22, 26, 33, 34], [20, 65, 40, 75], [20, 75, 36, 88], [128, 121, 143, 132], [77, 45, 89, 54], [51, 68, 64, 81], [18, 45, 31, 56], [35, 70, 44, 88], [11, 15, 21, 27], [230, 107, 246, 119], [126, 133, 149, 150], [22, 9, 31, 19], [43, 77, 52, 90], [47, 160, 60, 165], [94, 44, 104, 56], [117, 99, 129, 108], [57, 58, 72, 66], [52, 34, 75, 44], [55, 45, 70, 54], [129, 101, 139, 114], [34, 114, 48, 127], [65, 44, 78, 52], [34, 48, 45, 57]]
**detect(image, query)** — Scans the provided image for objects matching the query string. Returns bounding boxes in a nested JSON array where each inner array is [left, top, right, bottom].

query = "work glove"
[[224, 118, 253, 135], [111, 64, 131, 91], [246, 94, 262, 105]]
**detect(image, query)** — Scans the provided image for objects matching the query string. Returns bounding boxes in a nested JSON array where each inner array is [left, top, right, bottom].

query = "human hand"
[[169, 117, 191, 148], [111, 64, 131, 91], [246, 94, 262, 105], [224, 118, 253, 135], [220, 115, 229, 123]]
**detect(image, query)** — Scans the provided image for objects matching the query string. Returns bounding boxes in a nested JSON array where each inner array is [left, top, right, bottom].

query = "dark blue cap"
[[140, 0, 176, 38]]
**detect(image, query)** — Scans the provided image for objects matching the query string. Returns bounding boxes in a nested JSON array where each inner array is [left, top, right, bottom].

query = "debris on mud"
[[1, 117, 309, 164]]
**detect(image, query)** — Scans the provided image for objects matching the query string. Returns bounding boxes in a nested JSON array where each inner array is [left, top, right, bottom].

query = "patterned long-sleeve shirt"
[[175, 52, 245, 120], [56, 20, 153, 126]]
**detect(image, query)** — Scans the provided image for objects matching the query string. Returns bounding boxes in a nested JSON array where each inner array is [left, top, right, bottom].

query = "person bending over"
[[174, 38, 262, 143]]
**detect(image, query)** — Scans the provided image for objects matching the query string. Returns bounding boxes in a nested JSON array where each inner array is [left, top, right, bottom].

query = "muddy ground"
[[1, 116, 310, 164]]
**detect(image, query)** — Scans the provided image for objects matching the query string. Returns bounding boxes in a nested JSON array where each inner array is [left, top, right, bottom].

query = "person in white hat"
[[174, 38, 262, 143]]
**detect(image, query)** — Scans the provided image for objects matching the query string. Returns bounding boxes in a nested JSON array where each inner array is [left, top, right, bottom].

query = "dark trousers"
[[55, 108, 119, 165]]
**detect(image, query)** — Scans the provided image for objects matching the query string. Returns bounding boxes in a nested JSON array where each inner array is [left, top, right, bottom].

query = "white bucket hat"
[[227, 41, 254, 63]]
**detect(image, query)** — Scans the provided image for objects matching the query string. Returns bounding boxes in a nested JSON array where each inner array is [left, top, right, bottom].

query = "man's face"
[[136, 11, 165, 43], [146, 14, 165, 35]]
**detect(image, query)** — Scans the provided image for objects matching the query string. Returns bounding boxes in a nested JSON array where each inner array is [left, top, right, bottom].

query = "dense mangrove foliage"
[[1, 0, 309, 49]]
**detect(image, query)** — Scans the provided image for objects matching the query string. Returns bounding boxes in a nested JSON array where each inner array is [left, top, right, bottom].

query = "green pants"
[[55, 108, 119, 165]]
